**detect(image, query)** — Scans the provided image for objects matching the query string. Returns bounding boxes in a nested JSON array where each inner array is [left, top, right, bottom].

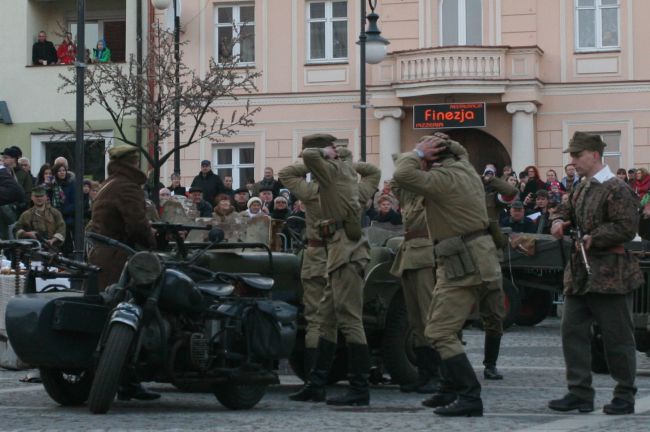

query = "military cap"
[[32, 185, 47, 197], [108, 145, 139, 161], [302, 133, 337, 150], [563, 132, 606, 154], [1, 147, 21, 159], [511, 200, 524, 209]]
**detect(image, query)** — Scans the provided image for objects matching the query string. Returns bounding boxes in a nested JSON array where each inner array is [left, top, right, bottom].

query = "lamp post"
[[73, 0, 86, 265], [357, 0, 389, 162], [152, 0, 181, 175]]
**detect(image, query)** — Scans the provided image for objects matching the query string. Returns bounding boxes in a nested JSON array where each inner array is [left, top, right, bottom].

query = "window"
[[70, 20, 127, 62], [575, 0, 619, 51], [213, 145, 255, 189], [594, 131, 622, 171], [307, 1, 348, 62], [440, 0, 482, 46], [215, 5, 255, 64]]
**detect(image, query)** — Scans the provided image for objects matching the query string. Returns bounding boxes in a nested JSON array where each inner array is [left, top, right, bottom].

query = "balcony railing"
[[385, 46, 542, 84]]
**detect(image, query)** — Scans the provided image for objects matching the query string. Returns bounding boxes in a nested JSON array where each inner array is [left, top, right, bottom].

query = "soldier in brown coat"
[[289, 134, 374, 406], [394, 133, 501, 417], [87, 146, 155, 292], [390, 177, 440, 393], [548, 132, 642, 415], [481, 169, 519, 380]]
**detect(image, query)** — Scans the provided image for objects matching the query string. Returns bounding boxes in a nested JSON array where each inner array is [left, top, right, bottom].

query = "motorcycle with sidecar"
[[2, 229, 297, 414]]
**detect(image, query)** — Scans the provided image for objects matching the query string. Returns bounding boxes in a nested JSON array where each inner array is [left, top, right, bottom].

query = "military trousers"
[[479, 279, 505, 337], [317, 261, 367, 345], [302, 275, 327, 349], [401, 267, 435, 347], [424, 282, 498, 360], [562, 293, 637, 403]]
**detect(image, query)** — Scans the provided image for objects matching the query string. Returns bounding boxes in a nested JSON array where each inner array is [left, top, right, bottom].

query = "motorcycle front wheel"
[[40, 368, 93, 406], [87, 323, 135, 414], [213, 384, 266, 410]]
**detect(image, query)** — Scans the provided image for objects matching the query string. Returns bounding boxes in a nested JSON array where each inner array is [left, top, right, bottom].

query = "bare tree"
[[51, 23, 261, 203]]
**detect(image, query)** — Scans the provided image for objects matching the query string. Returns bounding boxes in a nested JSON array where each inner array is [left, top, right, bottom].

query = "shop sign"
[[413, 102, 485, 129]]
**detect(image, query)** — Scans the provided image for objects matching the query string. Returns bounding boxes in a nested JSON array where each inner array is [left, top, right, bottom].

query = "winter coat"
[[190, 171, 224, 205]]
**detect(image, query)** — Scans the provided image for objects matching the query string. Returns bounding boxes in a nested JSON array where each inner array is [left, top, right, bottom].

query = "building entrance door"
[[444, 128, 511, 175]]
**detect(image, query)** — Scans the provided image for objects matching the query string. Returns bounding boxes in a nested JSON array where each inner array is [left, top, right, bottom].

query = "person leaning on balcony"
[[57, 32, 77, 65], [32, 31, 57, 65], [549, 132, 642, 416], [92, 39, 111, 63]]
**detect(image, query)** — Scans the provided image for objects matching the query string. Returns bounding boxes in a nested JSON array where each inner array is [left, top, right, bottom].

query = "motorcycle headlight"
[[127, 251, 163, 286]]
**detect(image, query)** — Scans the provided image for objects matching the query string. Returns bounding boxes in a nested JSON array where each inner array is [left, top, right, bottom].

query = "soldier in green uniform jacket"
[[548, 132, 642, 415], [480, 168, 519, 380], [278, 159, 327, 379], [289, 134, 374, 406], [394, 133, 502, 417], [14, 185, 66, 248], [390, 175, 440, 393]]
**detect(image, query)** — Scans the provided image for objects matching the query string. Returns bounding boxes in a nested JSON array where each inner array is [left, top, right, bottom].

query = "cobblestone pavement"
[[1, 317, 649, 431]]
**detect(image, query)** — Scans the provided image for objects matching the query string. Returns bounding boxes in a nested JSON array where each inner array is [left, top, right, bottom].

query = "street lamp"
[[357, 0, 389, 162], [152, 0, 181, 175]]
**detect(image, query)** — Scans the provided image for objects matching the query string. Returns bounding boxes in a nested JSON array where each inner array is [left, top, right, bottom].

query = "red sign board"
[[413, 102, 486, 129]]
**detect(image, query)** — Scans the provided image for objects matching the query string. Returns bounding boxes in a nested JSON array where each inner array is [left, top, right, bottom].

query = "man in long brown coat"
[[87, 146, 155, 291], [549, 132, 642, 415]]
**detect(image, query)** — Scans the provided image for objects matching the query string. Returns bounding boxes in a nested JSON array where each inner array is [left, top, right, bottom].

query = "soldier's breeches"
[[562, 293, 636, 403], [302, 276, 327, 349], [317, 262, 367, 345], [479, 280, 505, 337], [425, 283, 481, 360], [401, 267, 435, 347]]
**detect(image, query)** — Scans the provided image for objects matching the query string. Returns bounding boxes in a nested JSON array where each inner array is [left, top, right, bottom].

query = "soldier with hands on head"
[[480, 165, 519, 380], [390, 165, 440, 393], [289, 134, 374, 406], [393, 133, 502, 417], [548, 132, 642, 415], [14, 185, 66, 248], [278, 148, 328, 380]]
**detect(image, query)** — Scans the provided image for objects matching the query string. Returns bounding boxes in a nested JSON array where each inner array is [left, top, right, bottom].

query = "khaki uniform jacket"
[[354, 161, 382, 212], [14, 204, 66, 242], [393, 142, 501, 288], [553, 175, 643, 295], [389, 183, 433, 277], [303, 148, 370, 272], [278, 163, 327, 279]]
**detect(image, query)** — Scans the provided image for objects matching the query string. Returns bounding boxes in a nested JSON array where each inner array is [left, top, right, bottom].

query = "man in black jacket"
[[32, 31, 57, 65], [190, 160, 224, 206], [255, 167, 283, 197], [1, 147, 32, 212]]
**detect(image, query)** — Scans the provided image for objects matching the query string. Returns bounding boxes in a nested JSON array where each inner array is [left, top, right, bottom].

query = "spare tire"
[[515, 287, 552, 327]]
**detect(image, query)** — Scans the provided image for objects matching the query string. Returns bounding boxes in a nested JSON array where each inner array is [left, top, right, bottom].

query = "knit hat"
[[247, 197, 262, 208]]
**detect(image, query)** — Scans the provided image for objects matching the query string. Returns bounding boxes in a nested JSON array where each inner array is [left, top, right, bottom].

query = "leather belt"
[[404, 229, 429, 241], [308, 239, 326, 248], [461, 229, 489, 243]]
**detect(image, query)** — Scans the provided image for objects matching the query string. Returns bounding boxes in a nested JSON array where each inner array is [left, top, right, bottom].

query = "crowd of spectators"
[[32, 31, 111, 66]]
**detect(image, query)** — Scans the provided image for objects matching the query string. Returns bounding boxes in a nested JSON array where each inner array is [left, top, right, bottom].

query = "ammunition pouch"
[[318, 219, 340, 238], [342, 216, 362, 242], [487, 220, 507, 249], [434, 236, 477, 280]]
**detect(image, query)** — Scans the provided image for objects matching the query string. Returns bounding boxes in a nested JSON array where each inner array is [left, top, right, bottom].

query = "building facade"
[[3, 0, 650, 187]]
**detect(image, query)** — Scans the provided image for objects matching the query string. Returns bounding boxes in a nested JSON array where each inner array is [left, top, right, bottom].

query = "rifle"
[[571, 227, 592, 276]]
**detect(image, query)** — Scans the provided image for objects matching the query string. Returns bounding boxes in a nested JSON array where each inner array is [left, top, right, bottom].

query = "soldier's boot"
[[421, 358, 456, 408], [483, 335, 504, 380], [433, 354, 483, 417], [303, 347, 318, 381], [289, 338, 336, 402], [326, 343, 370, 406], [400, 346, 440, 394]]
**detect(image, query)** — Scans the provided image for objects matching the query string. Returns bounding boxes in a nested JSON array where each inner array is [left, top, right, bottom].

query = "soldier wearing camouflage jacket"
[[548, 132, 641, 416]]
